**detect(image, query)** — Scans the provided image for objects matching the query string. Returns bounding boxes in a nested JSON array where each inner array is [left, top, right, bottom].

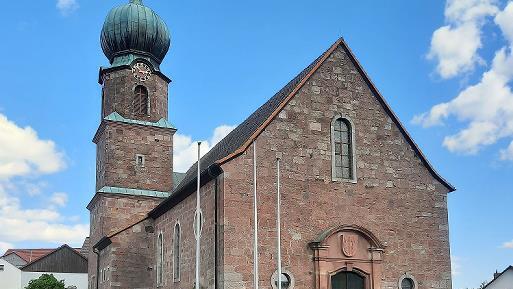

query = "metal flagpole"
[[253, 141, 259, 289], [195, 142, 202, 289], [276, 156, 282, 289]]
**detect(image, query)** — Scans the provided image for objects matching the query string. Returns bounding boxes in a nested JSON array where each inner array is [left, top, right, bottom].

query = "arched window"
[[133, 85, 149, 115], [332, 117, 355, 181], [401, 278, 414, 289], [173, 223, 181, 282], [157, 232, 164, 285], [398, 274, 417, 289]]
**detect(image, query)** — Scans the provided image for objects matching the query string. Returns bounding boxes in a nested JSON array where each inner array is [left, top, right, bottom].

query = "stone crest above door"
[[309, 225, 385, 289]]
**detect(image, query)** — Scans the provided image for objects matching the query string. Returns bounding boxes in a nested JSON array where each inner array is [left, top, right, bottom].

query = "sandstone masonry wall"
[[87, 194, 164, 289], [220, 45, 451, 289], [97, 218, 157, 289], [95, 122, 174, 192], [154, 178, 220, 289], [101, 68, 169, 123]]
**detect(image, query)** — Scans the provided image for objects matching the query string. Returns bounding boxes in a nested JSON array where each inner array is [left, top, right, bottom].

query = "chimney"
[[493, 270, 500, 279]]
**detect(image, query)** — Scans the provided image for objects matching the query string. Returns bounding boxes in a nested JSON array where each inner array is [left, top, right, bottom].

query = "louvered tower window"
[[332, 117, 355, 180], [134, 85, 149, 115]]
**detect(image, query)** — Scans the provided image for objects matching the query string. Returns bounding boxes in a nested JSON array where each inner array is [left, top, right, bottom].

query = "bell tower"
[[87, 1, 174, 283], [94, 0, 174, 196]]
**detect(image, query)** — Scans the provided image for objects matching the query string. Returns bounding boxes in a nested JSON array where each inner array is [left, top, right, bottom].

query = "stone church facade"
[[87, 1, 455, 289]]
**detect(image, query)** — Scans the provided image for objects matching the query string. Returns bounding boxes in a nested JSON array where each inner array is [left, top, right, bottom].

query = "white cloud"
[[416, 2, 513, 158], [451, 255, 462, 276], [0, 241, 13, 255], [427, 0, 498, 78], [173, 125, 235, 172], [0, 114, 66, 180], [416, 47, 513, 154], [50, 192, 68, 207], [0, 185, 88, 245], [56, 0, 79, 16], [502, 239, 513, 248], [444, 0, 498, 22], [0, 114, 87, 246], [495, 1, 513, 43], [499, 141, 513, 160]]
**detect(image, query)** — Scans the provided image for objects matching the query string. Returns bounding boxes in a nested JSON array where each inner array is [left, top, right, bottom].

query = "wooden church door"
[[331, 271, 365, 289]]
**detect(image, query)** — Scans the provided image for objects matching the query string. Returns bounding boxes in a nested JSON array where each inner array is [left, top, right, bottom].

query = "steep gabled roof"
[[150, 38, 455, 218], [21, 244, 88, 273], [173, 40, 330, 193], [482, 266, 513, 289]]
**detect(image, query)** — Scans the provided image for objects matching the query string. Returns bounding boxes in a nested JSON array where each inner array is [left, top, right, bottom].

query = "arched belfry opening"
[[309, 225, 385, 289]]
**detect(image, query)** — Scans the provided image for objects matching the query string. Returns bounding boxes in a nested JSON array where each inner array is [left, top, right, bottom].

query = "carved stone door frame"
[[309, 225, 385, 289]]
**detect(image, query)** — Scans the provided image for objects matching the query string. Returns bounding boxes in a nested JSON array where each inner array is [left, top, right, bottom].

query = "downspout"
[[207, 165, 220, 289], [94, 248, 100, 289], [370, 248, 375, 289], [214, 176, 219, 289]]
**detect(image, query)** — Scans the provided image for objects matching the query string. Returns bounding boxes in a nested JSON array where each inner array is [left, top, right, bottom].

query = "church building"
[[87, 1, 455, 289]]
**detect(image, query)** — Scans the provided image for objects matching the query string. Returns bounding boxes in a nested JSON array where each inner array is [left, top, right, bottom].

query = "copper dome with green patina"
[[100, 0, 170, 66]]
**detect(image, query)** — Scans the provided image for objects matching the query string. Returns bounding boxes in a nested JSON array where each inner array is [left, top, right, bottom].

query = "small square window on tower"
[[136, 154, 146, 167]]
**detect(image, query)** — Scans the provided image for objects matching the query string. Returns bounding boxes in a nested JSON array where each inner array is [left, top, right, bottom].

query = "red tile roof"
[[2, 249, 55, 263], [2, 247, 82, 263]]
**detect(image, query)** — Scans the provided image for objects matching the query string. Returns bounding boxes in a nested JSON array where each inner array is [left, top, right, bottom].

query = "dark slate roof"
[[170, 44, 330, 196], [173, 172, 186, 189], [150, 37, 455, 218], [79, 237, 90, 257]]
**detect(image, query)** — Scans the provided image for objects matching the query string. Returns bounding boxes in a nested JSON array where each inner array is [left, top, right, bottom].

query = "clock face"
[[132, 62, 152, 82]]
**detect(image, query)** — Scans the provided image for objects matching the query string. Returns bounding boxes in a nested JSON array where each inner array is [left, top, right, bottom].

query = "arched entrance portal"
[[331, 271, 364, 289], [309, 225, 385, 289]]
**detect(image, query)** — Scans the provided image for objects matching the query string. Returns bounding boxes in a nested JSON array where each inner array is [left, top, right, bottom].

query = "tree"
[[25, 274, 65, 289], [465, 281, 488, 289]]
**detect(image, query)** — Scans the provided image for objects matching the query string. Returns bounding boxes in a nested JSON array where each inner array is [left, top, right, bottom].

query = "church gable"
[[251, 39, 454, 192], [259, 41, 451, 190], [219, 39, 453, 289], [151, 38, 453, 218]]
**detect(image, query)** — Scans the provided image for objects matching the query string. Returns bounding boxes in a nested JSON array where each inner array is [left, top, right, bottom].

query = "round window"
[[274, 273, 291, 289], [401, 278, 414, 289], [271, 270, 294, 289]]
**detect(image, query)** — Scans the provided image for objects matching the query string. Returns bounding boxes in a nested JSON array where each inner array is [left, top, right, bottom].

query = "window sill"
[[331, 178, 358, 184]]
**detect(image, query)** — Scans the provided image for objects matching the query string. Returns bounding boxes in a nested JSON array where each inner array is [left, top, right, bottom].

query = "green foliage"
[[25, 274, 65, 289]]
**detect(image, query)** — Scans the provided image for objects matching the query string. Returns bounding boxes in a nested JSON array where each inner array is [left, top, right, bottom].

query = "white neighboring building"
[[1, 244, 88, 289], [21, 272, 88, 289], [0, 258, 22, 289], [483, 266, 513, 289]]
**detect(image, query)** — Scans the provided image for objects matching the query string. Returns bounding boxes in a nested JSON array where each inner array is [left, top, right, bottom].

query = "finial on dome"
[[129, 0, 143, 4]]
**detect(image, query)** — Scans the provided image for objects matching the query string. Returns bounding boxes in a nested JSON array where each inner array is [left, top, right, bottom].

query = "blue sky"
[[0, 0, 512, 288]]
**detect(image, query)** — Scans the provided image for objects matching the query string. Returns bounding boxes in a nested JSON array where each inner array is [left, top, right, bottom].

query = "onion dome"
[[100, 0, 171, 67]]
